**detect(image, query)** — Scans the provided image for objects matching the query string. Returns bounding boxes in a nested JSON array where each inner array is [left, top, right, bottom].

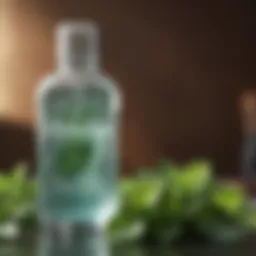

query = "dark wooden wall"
[[0, 0, 256, 175]]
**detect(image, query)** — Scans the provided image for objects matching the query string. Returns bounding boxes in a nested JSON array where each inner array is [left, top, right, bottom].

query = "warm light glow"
[[0, 1, 52, 124], [0, 0, 13, 116]]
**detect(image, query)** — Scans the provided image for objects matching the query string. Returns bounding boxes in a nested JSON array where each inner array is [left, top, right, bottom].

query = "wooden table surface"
[[1, 234, 256, 256]]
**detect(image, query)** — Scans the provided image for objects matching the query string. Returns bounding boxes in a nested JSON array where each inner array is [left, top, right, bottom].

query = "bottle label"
[[44, 85, 109, 124]]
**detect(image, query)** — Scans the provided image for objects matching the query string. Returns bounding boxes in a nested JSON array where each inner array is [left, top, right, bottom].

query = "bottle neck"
[[56, 22, 100, 75]]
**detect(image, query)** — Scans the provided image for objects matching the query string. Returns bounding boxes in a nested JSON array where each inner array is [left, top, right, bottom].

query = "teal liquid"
[[37, 82, 120, 256], [38, 124, 118, 224], [37, 84, 119, 224]]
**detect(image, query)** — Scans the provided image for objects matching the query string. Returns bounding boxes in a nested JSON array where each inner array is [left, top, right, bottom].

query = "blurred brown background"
[[0, 0, 255, 175]]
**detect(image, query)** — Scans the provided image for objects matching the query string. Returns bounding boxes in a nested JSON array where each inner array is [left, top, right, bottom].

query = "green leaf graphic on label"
[[57, 139, 93, 177]]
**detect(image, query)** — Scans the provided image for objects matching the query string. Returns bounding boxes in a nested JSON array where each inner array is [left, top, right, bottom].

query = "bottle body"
[[36, 72, 121, 225]]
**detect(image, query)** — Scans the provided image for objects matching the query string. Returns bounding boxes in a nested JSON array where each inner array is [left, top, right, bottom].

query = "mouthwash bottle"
[[36, 21, 122, 256]]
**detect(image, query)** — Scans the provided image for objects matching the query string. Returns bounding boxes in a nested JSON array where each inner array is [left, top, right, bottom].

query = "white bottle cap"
[[56, 21, 99, 73]]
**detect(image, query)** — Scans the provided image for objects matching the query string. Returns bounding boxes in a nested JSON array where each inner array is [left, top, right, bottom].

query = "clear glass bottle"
[[36, 21, 122, 255]]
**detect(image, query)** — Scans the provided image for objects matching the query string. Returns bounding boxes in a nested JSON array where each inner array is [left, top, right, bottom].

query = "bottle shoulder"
[[36, 71, 122, 111], [37, 71, 120, 93]]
